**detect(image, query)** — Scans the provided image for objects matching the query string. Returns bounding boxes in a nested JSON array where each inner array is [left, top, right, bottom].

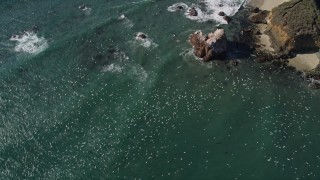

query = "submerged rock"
[[266, 0, 320, 53], [189, 29, 228, 61]]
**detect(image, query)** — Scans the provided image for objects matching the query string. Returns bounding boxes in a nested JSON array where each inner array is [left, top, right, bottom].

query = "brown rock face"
[[189, 29, 228, 61], [266, 0, 320, 53]]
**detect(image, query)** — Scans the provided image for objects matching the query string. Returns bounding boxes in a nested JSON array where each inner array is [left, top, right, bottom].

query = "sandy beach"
[[246, 0, 290, 10], [288, 53, 320, 71]]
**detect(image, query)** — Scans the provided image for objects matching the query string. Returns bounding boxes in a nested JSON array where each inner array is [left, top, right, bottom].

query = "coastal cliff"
[[266, 0, 320, 53]]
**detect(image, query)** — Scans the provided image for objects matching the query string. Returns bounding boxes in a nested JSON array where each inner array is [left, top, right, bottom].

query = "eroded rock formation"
[[189, 29, 228, 61]]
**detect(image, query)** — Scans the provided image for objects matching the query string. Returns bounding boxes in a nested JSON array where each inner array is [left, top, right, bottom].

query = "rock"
[[248, 10, 269, 24], [266, 0, 320, 53], [306, 66, 320, 80], [230, 59, 239, 66], [189, 29, 228, 61], [223, 16, 232, 23], [218, 11, 225, 16], [176, 6, 184, 10], [271, 59, 288, 68], [137, 33, 147, 39], [251, 7, 260, 13], [189, 7, 198, 16], [79, 4, 86, 10], [189, 31, 206, 58], [308, 81, 320, 89], [255, 52, 274, 63], [10, 35, 22, 41], [255, 30, 262, 35], [234, 27, 255, 47]]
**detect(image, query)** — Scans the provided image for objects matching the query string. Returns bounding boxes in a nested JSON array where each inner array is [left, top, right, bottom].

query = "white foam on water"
[[134, 32, 158, 48], [101, 63, 124, 73], [184, 7, 207, 21], [119, 14, 126, 20], [131, 65, 148, 82], [204, 0, 246, 23], [168, 0, 246, 24], [114, 50, 130, 62], [167, 3, 188, 12], [9, 31, 48, 55], [180, 48, 202, 62], [84, 7, 92, 15], [80, 6, 92, 15], [118, 14, 134, 28]]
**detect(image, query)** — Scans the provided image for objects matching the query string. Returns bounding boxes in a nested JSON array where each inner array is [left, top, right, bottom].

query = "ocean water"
[[1, 0, 320, 179]]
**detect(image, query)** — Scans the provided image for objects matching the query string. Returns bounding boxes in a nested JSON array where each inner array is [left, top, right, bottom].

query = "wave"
[[167, 3, 188, 12], [79, 4, 92, 15], [9, 31, 48, 55], [168, 0, 246, 24], [134, 32, 158, 48], [204, 0, 247, 23], [118, 14, 134, 28], [101, 63, 124, 73], [131, 65, 148, 82]]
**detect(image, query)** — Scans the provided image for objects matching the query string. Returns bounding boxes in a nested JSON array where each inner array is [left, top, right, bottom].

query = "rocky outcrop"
[[266, 0, 320, 53], [223, 16, 232, 24], [189, 29, 228, 61], [189, 7, 198, 16], [218, 11, 225, 16], [248, 10, 269, 24]]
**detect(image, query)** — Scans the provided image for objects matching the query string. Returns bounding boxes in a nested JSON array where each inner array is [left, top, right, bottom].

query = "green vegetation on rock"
[[267, 0, 320, 53]]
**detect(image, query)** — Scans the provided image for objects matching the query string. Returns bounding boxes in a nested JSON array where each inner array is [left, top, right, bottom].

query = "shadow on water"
[[219, 6, 254, 60], [227, 40, 253, 60]]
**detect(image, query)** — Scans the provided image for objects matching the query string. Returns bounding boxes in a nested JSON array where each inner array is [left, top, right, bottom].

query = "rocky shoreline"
[[249, 0, 320, 88], [188, 0, 320, 88]]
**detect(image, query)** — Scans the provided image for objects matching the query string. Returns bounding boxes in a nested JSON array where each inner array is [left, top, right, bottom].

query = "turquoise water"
[[1, 0, 320, 179]]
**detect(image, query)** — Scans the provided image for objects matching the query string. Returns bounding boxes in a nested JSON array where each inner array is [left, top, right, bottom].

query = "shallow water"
[[0, 0, 320, 179]]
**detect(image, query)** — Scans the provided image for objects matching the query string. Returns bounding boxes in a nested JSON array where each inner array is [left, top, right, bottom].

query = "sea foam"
[[10, 31, 48, 55], [118, 14, 134, 28], [167, 3, 188, 12], [168, 0, 246, 24], [204, 0, 246, 23], [79, 4, 92, 15], [134, 32, 158, 48], [102, 64, 124, 73]]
